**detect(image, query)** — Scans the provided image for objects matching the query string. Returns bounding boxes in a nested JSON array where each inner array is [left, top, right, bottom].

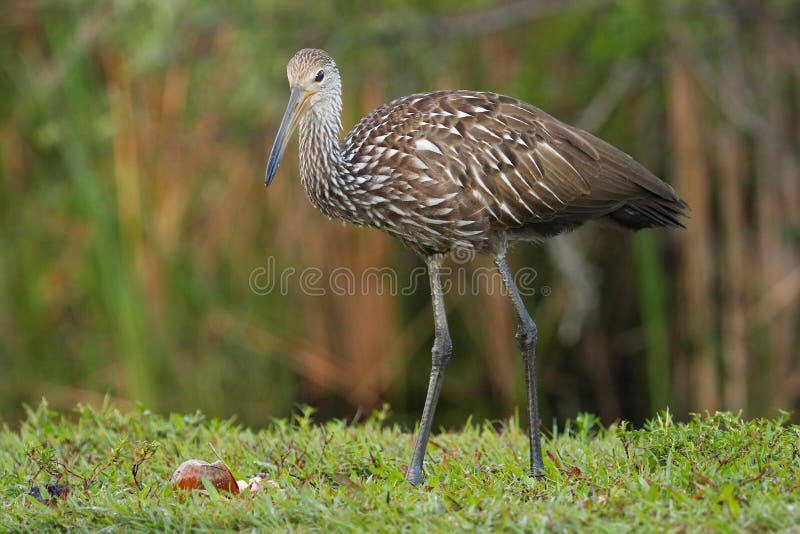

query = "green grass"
[[1, 402, 798, 532]]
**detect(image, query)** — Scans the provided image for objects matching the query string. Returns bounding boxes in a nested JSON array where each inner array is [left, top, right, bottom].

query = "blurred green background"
[[1, 0, 798, 428]]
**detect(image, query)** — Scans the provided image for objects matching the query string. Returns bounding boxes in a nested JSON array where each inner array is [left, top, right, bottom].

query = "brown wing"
[[342, 90, 687, 253], [347, 91, 686, 229]]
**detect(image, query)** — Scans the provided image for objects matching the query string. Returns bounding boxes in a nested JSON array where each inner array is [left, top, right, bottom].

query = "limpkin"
[[265, 49, 688, 485]]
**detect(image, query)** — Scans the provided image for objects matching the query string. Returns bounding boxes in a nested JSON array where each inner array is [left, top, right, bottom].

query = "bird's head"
[[265, 48, 341, 186]]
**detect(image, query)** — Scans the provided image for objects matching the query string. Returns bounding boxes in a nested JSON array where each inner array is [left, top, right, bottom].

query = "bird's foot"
[[530, 467, 547, 482], [404, 466, 425, 486]]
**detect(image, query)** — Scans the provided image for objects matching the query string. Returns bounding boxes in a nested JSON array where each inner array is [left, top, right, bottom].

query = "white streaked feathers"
[[301, 88, 611, 253], [414, 139, 443, 155]]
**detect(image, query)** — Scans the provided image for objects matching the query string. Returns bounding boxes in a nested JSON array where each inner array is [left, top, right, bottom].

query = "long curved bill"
[[265, 85, 309, 186]]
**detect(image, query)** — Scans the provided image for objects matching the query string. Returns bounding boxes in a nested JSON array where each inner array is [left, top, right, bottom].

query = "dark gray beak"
[[265, 85, 308, 186]]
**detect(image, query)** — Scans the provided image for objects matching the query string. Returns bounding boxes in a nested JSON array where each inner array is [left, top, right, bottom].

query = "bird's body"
[[297, 88, 686, 256], [266, 49, 688, 485]]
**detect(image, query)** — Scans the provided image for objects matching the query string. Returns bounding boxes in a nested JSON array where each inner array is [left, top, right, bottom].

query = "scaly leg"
[[495, 254, 545, 478], [406, 254, 452, 485]]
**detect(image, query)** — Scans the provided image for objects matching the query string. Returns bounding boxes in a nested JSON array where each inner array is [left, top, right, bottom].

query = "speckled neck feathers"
[[297, 97, 358, 222]]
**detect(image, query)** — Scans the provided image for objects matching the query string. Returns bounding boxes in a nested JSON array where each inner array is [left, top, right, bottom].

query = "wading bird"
[[265, 49, 688, 485]]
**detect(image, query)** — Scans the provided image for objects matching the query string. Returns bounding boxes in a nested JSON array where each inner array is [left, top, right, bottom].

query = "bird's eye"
[[314, 70, 324, 82]]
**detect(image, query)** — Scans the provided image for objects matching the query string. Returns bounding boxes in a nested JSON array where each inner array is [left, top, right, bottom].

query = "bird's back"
[[341, 90, 687, 255]]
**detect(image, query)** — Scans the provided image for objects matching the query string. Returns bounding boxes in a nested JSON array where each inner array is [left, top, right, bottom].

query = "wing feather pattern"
[[342, 90, 688, 251]]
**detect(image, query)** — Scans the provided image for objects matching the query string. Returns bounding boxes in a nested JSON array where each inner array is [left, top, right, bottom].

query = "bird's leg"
[[494, 255, 546, 479], [406, 253, 452, 486]]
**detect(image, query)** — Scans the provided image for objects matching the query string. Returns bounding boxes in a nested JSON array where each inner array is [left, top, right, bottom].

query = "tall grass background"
[[1, 0, 798, 427]]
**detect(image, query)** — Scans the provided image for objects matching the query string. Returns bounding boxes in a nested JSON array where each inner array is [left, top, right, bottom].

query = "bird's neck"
[[298, 100, 360, 221]]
